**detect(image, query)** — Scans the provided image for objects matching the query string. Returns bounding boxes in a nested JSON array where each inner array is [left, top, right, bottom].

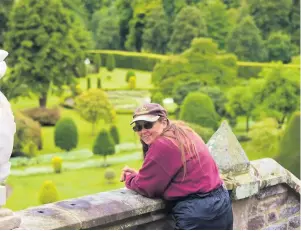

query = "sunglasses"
[[132, 121, 155, 132]]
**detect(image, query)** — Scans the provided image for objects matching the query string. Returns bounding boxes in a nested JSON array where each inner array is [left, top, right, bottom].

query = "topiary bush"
[[93, 129, 115, 166], [51, 156, 63, 173], [38, 180, 59, 204], [128, 76, 136, 89], [104, 168, 116, 184], [13, 112, 42, 157], [110, 125, 120, 145], [151, 91, 164, 105], [97, 77, 102, 89], [187, 123, 215, 143], [54, 117, 78, 152], [276, 111, 300, 178], [125, 70, 136, 82], [180, 92, 219, 129], [106, 54, 115, 72], [87, 77, 91, 90], [22, 107, 60, 126], [93, 53, 102, 73]]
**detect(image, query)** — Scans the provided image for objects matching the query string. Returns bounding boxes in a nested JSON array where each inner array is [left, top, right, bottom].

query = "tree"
[[168, 6, 207, 53], [5, 0, 90, 108], [225, 85, 255, 132], [93, 54, 102, 73], [152, 38, 237, 96], [172, 79, 202, 106], [115, 0, 133, 49], [163, 0, 187, 20], [91, 7, 121, 50], [227, 16, 266, 62], [93, 129, 115, 166], [142, 7, 170, 54], [288, 0, 300, 49], [258, 64, 300, 128], [248, 0, 292, 39], [180, 92, 219, 129], [266, 31, 295, 63], [200, 0, 231, 49], [75, 89, 116, 135], [0, 0, 14, 47], [54, 117, 78, 152], [276, 112, 300, 178]]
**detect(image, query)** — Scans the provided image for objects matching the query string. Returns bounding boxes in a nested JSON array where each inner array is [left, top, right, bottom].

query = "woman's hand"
[[120, 166, 138, 182]]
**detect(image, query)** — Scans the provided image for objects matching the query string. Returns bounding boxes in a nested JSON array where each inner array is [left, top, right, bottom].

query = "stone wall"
[[12, 121, 301, 230]]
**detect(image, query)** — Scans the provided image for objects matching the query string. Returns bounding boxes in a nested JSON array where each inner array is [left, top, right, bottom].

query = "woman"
[[120, 103, 233, 230]]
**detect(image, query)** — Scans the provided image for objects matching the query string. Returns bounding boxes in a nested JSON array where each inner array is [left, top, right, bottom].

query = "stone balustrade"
[[10, 121, 301, 230]]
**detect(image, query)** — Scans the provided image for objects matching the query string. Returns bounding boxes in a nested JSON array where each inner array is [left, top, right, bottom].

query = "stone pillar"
[[207, 121, 259, 197], [0, 50, 21, 230]]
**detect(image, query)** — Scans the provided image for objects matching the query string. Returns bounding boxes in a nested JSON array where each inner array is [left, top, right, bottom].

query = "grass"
[[81, 68, 153, 89], [6, 160, 143, 211]]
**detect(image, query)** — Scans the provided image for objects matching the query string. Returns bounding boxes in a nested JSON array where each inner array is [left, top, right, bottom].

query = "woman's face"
[[134, 119, 167, 145]]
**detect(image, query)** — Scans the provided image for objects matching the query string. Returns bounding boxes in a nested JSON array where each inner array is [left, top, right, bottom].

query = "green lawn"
[[6, 160, 143, 211], [81, 68, 153, 89]]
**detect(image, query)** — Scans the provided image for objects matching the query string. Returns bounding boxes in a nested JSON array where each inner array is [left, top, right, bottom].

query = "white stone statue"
[[0, 50, 20, 229]]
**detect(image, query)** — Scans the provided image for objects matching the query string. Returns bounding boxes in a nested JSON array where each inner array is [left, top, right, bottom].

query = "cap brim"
[[130, 115, 160, 125]]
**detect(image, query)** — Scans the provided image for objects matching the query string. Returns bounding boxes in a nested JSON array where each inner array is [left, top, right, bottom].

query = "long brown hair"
[[160, 119, 204, 178]]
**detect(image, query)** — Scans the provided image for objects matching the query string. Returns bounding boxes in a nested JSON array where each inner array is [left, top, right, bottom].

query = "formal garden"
[[0, 0, 299, 211]]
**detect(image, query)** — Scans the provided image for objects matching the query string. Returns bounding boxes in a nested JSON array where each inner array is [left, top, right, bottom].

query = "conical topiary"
[[93, 129, 115, 165], [276, 111, 300, 178], [38, 180, 59, 204], [109, 125, 120, 145], [54, 117, 78, 152]]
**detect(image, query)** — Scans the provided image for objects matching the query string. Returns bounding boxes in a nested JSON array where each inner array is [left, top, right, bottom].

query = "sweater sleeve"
[[125, 138, 181, 198]]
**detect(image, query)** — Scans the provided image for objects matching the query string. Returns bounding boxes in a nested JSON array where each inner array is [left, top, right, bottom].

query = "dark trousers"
[[167, 185, 233, 230]]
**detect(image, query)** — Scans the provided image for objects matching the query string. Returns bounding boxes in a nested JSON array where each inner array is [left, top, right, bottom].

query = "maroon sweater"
[[125, 135, 222, 200]]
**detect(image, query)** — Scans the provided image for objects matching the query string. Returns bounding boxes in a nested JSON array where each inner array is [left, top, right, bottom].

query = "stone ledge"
[[13, 158, 300, 230]]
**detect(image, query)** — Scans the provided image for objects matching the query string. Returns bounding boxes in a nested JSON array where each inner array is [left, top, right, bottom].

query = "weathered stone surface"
[[288, 215, 300, 229], [251, 158, 289, 189], [231, 167, 260, 200], [268, 212, 277, 223], [258, 193, 288, 211], [207, 121, 250, 175], [15, 205, 81, 230], [256, 184, 288, 199], [0, 208, 21, 230], [232, 197, 250, 230], [54, 188, 164, 229], [265, 223, 287, 230], [279, 206, 300, 219], [248, 215, 265, 230]]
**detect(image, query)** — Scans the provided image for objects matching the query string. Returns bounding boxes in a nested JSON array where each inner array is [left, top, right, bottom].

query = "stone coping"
[[14, 158, 300, 230]]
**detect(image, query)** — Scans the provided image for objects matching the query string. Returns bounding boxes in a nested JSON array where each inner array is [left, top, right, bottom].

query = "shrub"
[[128, 76, 136, 89], [93, 129, 115, 165], [187, 123, 215, 143], [104, 168, 116, 183], [22, 107, 60, 126], [106, 54, 115, 72], [93, 54, 102, 73], [87, 77, 91, 90], [23, 141, 38, 158], [106, 75, 112, 80], [109, 125, 120, 145], [180, 92, 219, 129], [97, 78, 102, 88], [151, 91, 164, 105], [39, 180, 59, 204], [125, 70, 136, 82], [54, 117, 78, 152], [248, 118, 280, 158], [51, 156, 63, 173], [13, 112, 42, 157], [276, 112, 300, 178]]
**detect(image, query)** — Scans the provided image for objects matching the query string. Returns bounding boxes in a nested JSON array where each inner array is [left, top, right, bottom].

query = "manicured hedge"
[[88, 50, 300, 78], [88, 50, 168, 71]]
